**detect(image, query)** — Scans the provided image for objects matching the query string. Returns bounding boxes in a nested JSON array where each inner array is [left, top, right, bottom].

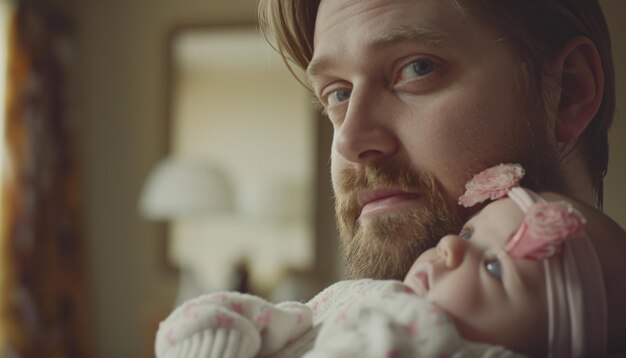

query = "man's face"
[[404, 198, 548, 356], [309, 0, 564, 279]]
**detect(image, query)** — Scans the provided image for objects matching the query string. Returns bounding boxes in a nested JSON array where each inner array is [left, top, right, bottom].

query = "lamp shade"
[[139, 157, 234, 220]]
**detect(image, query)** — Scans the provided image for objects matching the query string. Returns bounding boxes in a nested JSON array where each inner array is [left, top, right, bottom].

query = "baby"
[[155, 164, 626, 357]]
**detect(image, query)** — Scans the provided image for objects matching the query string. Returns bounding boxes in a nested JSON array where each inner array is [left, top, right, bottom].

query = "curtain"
[[1, 0, 93, 357]]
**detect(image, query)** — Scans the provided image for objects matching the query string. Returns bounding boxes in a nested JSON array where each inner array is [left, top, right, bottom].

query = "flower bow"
[[458, 164, 587, 260], [458, 163, 525, 207], [505, 201, 587, 259]]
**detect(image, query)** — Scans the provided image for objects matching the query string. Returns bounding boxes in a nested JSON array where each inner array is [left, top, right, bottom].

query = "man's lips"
[[357, 189, 420, 218]]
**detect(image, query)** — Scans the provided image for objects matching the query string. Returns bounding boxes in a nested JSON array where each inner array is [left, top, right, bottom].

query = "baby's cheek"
[[428, 275, 482, 316]]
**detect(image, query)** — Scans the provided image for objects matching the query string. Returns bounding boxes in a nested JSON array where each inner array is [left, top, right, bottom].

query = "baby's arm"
[[305, 289, 524, 357], [155, 291, 312, 358]]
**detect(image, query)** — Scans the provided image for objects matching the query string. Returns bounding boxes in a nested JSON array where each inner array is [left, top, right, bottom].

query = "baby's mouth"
[[417, 271, 429, 291], [411, 264, 432, 295]]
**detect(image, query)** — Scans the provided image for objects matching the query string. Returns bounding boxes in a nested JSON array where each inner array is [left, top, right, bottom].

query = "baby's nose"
[[436, 235, 465, 269]]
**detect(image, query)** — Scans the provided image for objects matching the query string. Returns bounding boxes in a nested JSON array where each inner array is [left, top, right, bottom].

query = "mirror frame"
[[157, 21, 339, 288]]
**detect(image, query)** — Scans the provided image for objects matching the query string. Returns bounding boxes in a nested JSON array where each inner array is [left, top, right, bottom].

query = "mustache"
[[336, 162, 436, 196]]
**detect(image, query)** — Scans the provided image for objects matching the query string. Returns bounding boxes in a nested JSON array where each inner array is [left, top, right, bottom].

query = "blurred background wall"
[[73, 0, 625, 357], [602, 1, 626, 229], [76, 1, 262, 357]]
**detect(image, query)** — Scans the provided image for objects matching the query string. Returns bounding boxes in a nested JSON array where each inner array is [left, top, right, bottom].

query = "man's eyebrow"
[[372, 25, 450, 48], [306, 57, 334, 82], [306, 25, 450, 80]]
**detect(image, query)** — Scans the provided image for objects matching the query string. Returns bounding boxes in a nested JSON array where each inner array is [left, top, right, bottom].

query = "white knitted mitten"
[[155, 292, 312, 358]]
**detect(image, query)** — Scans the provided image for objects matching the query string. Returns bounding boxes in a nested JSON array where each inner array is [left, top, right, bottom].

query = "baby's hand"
[[155, 292, 312, 358]]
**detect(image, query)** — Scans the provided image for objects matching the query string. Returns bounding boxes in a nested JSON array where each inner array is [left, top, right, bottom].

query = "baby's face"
[[404, 198, 548, 356]]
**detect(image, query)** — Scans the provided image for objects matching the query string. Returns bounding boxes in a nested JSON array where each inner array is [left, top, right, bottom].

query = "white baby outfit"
[[155, 279, 521, 357]]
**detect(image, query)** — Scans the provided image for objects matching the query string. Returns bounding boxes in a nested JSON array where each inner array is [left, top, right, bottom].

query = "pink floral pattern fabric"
[[304, 281, 522, 358], [506, 201, 587, 260], [458, 163, 525, 207], [155, 291, 312, 358]]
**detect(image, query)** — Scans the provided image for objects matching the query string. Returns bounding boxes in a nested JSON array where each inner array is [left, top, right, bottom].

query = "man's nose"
[[333, 89, 399, 164], [436, 235, 466, 269]]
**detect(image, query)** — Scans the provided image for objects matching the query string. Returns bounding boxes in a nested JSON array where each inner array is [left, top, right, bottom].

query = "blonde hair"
[[258, 0, 615, 206]]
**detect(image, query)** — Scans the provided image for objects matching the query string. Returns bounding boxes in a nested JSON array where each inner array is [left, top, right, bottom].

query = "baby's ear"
[[545, 36, 604, 143]]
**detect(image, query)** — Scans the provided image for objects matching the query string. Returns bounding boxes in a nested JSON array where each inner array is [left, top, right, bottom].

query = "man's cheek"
[[330, 152, 342, 192]]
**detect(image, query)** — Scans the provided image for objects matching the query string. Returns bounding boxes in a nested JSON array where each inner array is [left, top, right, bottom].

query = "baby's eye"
[[459, 227, 473, 240], [484, 258, 502, 279]]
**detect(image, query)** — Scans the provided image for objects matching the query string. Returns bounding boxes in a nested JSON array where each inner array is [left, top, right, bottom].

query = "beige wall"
[[171, 44, 315, 295], [601, 0, 626, 228], [76, 1, 261, 357], [76, 0, 625, 356]]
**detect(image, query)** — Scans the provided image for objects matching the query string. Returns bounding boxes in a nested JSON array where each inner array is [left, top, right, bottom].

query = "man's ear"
[[546, 36, 604, 143]]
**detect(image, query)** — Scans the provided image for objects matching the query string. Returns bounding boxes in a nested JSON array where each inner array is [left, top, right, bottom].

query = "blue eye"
[[327, 88, 351, 106], [399, 58, 438, 81], [459, 227, 472, 240], [411, 59, 436, 76], [484, 258, 502, 279]]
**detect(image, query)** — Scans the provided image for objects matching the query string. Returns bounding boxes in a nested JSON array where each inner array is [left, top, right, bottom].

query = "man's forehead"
[[310, 0, 500, 69], [310, 0, 469, 78], [314, 0, 464, 43]]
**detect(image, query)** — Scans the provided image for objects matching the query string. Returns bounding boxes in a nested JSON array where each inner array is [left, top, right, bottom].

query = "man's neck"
[[562, 149, 597, 208]]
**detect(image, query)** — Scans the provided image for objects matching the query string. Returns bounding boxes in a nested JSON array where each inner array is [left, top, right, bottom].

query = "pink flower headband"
[[458, 163, 525, 207], [506, 197, 586, 260], [458, 163, 586, 260], [458, 164, 607, 356]]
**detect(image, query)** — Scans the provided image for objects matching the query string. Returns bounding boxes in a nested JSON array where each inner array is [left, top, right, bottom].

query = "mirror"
[[150, 24, 338, 304]]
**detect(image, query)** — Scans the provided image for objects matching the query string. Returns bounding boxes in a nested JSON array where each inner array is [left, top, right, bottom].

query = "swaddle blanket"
[[303, 280, 522, 358], [156, 280, 522, 358]]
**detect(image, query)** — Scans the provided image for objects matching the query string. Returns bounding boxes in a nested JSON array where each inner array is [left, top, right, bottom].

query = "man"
[[259, 0, 615, 281]]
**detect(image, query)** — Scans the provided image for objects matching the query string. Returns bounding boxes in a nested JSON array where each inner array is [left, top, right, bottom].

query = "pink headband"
[[459, 164, 608, 357]]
